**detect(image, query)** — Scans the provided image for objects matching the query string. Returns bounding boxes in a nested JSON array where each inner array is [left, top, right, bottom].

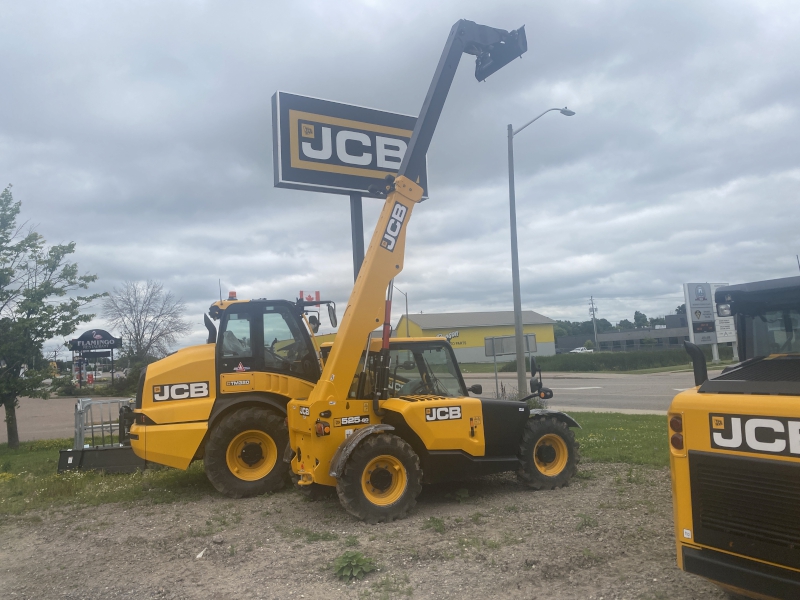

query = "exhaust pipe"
[[684, 341, 708, 387], [204, 313, 217, 344]]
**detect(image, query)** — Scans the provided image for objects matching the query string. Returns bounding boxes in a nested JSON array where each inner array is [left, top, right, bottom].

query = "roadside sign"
[[484, 334, 537, 356], [272, 91, 428, 197], [684, 283, 717, 345], [69, 329, 122, 351], [710, 283, 737, 343]]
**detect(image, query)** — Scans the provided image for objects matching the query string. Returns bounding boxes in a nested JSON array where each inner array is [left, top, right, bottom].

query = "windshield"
[[744, 308, 800, 358], [346, 344, 466, 399]]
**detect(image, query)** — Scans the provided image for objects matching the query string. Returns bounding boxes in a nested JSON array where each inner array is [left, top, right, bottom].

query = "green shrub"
[[499, 345, 732, 373], [332, 551, 377, 580]]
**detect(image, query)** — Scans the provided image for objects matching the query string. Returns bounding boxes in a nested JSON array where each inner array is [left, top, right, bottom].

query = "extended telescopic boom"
[[310, 19, 528, 411]]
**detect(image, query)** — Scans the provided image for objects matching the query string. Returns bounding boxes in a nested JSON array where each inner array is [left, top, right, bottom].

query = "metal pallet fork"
[[58, 398, 146, 474]]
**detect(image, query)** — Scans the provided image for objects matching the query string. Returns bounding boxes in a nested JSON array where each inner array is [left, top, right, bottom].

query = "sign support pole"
[[350, 193, 365, 282], [491, 338, 499, 398]]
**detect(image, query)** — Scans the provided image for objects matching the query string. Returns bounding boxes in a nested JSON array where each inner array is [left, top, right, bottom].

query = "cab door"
[[261, 303, 320, 383], [217, 305, 261, 376]]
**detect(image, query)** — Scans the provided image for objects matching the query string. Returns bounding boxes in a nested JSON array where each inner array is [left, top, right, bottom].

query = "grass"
[[422, 516, 445, 534], [573, 412, 668, 467], [0, 438, 213, 516], [0, 413, 669, 516]]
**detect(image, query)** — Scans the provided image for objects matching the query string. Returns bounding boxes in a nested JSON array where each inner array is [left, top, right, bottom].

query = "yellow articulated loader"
[[127, 294, 338, 497], [669, 276, 800, 599], [285, 19, 580, 523]]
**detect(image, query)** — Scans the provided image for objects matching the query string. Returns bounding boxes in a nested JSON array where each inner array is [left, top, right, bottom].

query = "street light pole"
[[507, 107, 575, 398], [393, 285, 410, 337]]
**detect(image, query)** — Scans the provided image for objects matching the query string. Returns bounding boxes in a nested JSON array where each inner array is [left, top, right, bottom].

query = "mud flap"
[[529, 409, 581, 429], [328, 424, 394, 479]]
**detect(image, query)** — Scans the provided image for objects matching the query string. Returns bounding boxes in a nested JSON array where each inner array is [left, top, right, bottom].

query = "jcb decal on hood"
[[425, 406, 462, 421], [153, 382, 209, 402], [710, 414, 800, 456]]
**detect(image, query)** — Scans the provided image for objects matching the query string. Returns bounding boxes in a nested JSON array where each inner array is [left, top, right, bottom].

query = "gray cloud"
[[2, 0, 799, 349]]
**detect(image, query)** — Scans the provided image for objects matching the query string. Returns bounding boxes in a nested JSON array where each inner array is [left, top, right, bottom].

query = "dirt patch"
[[0, 463, 726, 600]]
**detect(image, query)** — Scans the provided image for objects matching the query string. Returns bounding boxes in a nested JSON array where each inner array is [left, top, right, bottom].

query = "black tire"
[[204, 407, 288, 498], [291, 473, 335, 500], [336, 433, 422, 523], [518, 417, 579, 490]]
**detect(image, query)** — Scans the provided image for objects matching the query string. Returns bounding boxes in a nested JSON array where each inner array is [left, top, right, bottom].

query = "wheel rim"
[[361, 454, 407, 506], [533, 433, 568, 476], [225, 429, 278, 482]]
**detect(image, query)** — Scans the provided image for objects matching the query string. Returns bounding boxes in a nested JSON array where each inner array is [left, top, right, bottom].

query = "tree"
[[102, 280, 191, 363], [649, 316, 666, 327], [675, 303, 686, 315], [0, 185, 101, 448], [617, 319, 634, 330], [633, 311, 648, 328]]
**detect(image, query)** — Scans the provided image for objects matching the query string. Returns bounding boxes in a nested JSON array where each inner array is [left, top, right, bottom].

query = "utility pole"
[[589, 296, 599, 349]]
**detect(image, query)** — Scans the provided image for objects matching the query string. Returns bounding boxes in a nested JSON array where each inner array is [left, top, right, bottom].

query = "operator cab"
[[687, 276, 800, 395], [208, 299, 324, 383], [320, 339, 483, 399]]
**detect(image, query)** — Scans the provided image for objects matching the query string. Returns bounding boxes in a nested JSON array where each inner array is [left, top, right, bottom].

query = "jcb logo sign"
[[153, 382, 209, 402], [381, 202, 408, 252], [298, 119, 408, 172], [710, 414, 800, 456], [272, 92, 427, 197], [425, 406, 462, 422]]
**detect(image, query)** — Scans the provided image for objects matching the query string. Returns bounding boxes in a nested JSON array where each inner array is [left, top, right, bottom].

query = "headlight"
[[716, 303, 731, 317]]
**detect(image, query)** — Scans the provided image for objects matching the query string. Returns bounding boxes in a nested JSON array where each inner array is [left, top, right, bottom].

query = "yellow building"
[[395, 311, 556, 363]]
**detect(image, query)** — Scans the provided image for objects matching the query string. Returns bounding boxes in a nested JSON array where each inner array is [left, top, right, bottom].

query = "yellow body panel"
[[669, 385, 800, 596], [381, 397, 485, 454], [219, 372, 315, 399], [143, 344, 217, 424], [134, 340, 316, 470], [130, 421, 207, 470]]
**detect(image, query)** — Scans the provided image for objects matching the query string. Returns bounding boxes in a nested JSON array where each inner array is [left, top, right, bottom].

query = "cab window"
[[221, 313, 252, 358], [347, 345, 465, 399], [263, 308, 317, 379]]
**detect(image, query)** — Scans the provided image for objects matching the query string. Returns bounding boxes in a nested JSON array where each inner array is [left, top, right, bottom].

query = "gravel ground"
[[0, 463, 728, 600]]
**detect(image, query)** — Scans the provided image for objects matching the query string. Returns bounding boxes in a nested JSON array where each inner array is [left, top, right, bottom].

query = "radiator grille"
[[689, 451, 800, 570]]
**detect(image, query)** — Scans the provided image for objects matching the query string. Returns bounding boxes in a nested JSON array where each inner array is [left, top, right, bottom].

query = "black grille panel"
[[690, 451, 800, 570]]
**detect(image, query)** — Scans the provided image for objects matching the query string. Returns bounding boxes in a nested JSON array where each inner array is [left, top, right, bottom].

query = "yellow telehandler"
[[285, 19, 580, 522]]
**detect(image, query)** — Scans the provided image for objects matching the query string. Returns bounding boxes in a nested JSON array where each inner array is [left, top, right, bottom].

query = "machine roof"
[[404, 310, 554, 329]]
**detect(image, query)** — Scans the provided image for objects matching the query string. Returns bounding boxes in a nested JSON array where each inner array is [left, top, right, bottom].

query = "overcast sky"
[[2, 0, 799, 348]]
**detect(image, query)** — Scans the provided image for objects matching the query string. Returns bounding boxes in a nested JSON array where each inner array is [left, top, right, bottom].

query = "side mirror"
[[530, 356, 538, 374], [308, 315, 320, 334], [328, 303, 338, 328], [468, 384, 482, 395], [530, 378, 542, 393]]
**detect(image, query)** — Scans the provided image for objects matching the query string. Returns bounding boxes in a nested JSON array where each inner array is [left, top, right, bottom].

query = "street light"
[[393, 285, 410, 337], [507, 107, 575, 397]]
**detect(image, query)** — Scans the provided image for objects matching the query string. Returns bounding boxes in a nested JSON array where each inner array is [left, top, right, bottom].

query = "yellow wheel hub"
[[533, 433, 568, 476], [361, 454, 407, 506], [225, 429, 277, 482]]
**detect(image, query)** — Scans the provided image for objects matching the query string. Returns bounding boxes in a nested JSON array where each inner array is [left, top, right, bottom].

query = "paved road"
[[1, 371, 715, 444], [463, 370, 720, 414]]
